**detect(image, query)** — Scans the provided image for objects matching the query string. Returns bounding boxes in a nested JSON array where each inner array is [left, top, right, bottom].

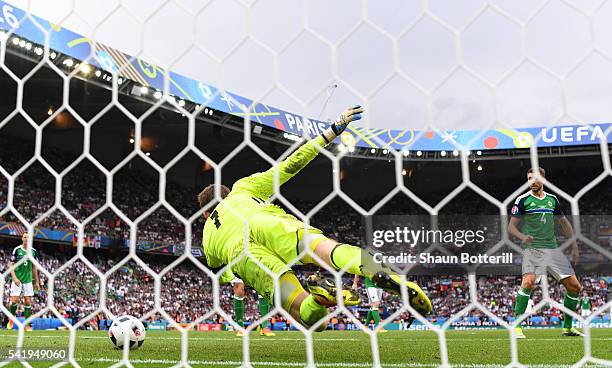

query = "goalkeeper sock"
[[8, 304, 17, 317], [328, 244, 395, 278], [365, 310, 372, 325], [563, 292, 579, 329], [302, 235, 383, 277], [23, 306, 32, 318], [258, 295, 269, 329], [299, 295, 328, 328], [233, 296, 245, 328], [514, 288, 532, 319], [371, 308, 380, 327], [329, 244, 363, 275]]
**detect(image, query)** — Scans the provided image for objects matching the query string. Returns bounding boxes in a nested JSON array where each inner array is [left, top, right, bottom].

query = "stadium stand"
[[0, 132, 609, 330]]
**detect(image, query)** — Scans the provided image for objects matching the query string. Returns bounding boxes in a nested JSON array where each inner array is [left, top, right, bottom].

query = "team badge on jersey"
[[511, 205, 518, 215]]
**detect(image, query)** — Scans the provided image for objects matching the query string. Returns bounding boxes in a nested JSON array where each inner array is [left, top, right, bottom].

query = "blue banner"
[[0, 221, 112, 248], [10, 317, 73, 330], [0, 1, 610, 151], [0, 222, 203, 256]]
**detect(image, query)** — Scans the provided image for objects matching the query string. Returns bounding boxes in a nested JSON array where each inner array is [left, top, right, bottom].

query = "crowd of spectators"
[[0, 135, 202, 247], [0, 135, 610, 256], [0, 244, 609, 330], [0, 134, 610, 330]]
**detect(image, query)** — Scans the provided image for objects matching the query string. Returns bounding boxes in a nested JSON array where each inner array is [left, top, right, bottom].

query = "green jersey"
[[511, 191, 564, 249], [10, 246, 38, 283], [202, 136, 327, 281], [580, 297, 591, 310], [364, 277, 375, 288]]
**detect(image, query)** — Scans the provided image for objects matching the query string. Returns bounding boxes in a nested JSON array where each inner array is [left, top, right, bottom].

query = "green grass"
[[0, 328, 609, 367]]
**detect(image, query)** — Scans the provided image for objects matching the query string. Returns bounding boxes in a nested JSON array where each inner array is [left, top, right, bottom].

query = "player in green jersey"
[[579, 291, 592, 318], [509, 166, 583, 338], [231, 277, 275, 337], [198, 106, 432, 331], [7, 233, 40, 331], [352, 275, 387, 332]]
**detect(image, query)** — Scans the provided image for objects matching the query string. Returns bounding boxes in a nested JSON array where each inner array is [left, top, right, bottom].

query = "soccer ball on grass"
[[108, 315, 146, 350]]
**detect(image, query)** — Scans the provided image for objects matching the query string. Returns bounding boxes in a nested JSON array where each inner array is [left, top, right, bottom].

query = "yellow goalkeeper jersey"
[[201, 135, 327, 278]]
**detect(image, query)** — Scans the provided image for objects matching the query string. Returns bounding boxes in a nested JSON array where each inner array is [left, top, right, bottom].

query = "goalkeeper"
[[198, 106, 432, 331]]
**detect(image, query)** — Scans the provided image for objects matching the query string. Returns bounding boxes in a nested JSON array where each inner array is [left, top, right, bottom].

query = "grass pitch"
[[0, 328, 609, 367]]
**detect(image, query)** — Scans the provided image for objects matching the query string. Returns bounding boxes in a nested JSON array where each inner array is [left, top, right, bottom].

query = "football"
[[108, 315, 146, 350]]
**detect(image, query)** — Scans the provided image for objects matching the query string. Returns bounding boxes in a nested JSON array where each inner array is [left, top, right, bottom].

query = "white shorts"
[[581, 309, 591, 317], [522, 248, 574, 281], [366, 287, 383, 304], [10, 282, 33, 297]]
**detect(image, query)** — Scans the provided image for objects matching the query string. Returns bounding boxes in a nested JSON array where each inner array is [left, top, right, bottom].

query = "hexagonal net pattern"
[[0, 0, 610, 367]]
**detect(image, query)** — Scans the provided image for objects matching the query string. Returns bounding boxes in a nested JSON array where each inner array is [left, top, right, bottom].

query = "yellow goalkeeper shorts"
[[231, 211, 324, 310]]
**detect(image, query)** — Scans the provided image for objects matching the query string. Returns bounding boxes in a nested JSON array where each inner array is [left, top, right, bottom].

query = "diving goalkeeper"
[[198, 106, 432, 330]]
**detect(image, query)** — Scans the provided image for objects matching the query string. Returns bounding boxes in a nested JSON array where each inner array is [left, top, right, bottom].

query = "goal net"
[[0, 0, 610, 367]]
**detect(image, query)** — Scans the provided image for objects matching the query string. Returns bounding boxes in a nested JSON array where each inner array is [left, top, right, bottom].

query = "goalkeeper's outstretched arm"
[[232, 106, 363, 199]]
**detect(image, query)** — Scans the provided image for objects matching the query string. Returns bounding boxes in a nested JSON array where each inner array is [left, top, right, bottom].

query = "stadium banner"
[[123, 238, 174, 254], [122, 239, 205, 257], [272, 322, 288, 330], [11, 317, 610, 331], [281, 318, 611, 331], [0, 221, 204, 257], [10, 317, 72, 330], [146, 321, 169, 331], [1, 0, 611, 151], [98, 319, 168, 331], [197, 323, 224, 332], [406, 317, 611, 331]]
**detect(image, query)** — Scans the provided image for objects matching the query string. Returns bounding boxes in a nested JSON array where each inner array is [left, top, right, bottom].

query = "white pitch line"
[[77, 358, 612, 368]]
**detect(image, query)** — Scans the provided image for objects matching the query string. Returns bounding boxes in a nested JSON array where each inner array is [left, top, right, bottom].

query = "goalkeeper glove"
[[322, 105, 363, 143]]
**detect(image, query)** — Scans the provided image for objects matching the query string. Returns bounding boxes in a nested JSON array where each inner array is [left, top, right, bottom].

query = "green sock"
[[563, 292, 579, 329], [371, 308, 380, 326], [299, 295, 328, 327], [365, 310, 372, 325], [233, 296, 244, 328], [258, 295, 269, 329], [23, 306, 32, 318], [514, 288, 532, 320], [8, 304, 17, 317]]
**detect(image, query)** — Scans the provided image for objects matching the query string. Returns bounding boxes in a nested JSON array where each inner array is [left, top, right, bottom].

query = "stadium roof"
[[5, 0, 612, 131]]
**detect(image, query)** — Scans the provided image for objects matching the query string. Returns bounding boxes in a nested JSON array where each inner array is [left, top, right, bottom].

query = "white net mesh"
[[0, 0, 610, 367]]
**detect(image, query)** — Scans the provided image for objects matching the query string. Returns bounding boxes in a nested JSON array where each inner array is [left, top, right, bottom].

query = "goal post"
[[0, 0, 610, 367]]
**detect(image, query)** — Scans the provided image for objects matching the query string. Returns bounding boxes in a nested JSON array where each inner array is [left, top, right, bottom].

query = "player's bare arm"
[[9, 260, 20, 287], [558, 216, 579, 264], [508, 216, 532, 245], [32, 262, 40, 292]]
